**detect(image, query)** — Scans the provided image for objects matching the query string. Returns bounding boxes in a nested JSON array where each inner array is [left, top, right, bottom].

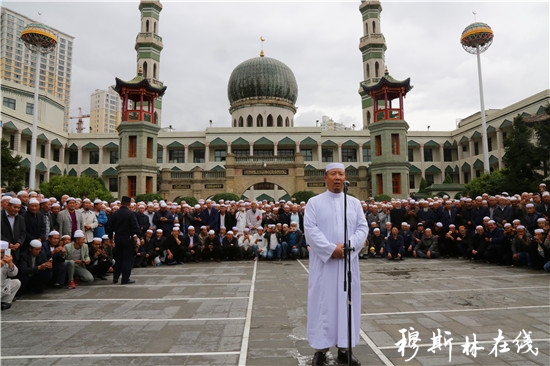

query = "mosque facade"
[[1, 1, 549, 201]]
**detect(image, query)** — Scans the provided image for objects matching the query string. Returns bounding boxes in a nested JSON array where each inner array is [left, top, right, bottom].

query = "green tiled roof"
[[278, 137, 295, 146], [254, 137, 273, 146], [36, 162, 47, 172], [322, 140, 337, 148], [300, 137, 317, 146], [81, 167, 98, 176], [102, 167, 118, 176], [342, 139, 358, 147], [50, 165, 62, 175]]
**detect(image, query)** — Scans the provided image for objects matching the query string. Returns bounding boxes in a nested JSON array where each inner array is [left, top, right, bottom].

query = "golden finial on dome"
[[384, 66, 389, 75], [260, 36, 265, 57]]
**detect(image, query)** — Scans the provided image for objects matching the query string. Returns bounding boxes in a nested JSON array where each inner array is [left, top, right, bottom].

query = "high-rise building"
[[89, 88, 122, 133], [0, 7, 74, 131]]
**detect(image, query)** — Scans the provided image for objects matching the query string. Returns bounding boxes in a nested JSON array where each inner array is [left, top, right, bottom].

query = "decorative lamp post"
[[20, 23, 58, 190], [461, 21, 494, 174]]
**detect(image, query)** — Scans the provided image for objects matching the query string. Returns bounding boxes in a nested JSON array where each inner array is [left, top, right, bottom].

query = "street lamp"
[[461, 20, 494, 174], [20, 23, 57, 190]]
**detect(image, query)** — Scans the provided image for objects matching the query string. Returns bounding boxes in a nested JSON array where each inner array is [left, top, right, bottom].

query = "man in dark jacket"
[[1, 198, 26, 262], [18, 240, 52, 294], [107, 196, 141, 284]]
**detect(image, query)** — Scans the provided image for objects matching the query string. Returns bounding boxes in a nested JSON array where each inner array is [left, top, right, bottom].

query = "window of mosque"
[[26, 140, 31, 154], [424, 148, 433, 162], [278, 149, 293, 156], [40, 144, 46, 158], [111, 150, 119, 164], [257, 115, 263, 127], [193, 149, 205, 163], [391, 134, 400, 155], [444, 148, 452, 162], [53, 148, 60, 162], [247, 115, 253, 127], [68, 150, 78, 164], [89, 151, 99, 164], [409, 176, 416, 190], [363, 148, 371, 162], [277, 116, 283, 127], [238, 117, 244, 127], [474, 142, 479, 155], [267, 115, 273, 127], [169, 149, 184, 163], [215, 150, 226, 162], [375, 135, 382, 156], [302, 149, 313, 161], [342, 148, 357, 162], [392, 173, 401, 195], [426, 174, 434, 186], [109, 178, 118, 192], [253, 149, 273, 157], [129, 136, 137, 158], [322, 149, 333, 162], [3, 97, 16, 110], [157, 149, 163, 164], [234, 149, 248, 157], [408, 148, 414, 162], [377, 174, 383, 195]]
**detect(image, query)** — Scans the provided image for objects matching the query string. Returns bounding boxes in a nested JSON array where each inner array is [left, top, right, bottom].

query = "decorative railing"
[[202, 171, 226, 179], [234, 155, 295, 165], [170, 171, 193, 179]]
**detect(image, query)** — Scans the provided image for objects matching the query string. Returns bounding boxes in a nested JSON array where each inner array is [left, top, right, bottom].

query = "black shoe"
[[311, 351, 327, 366], [1, 302, 12, 311], [113, 279, 119, 284], [99, 276, 107, 280], [121, 279, 135, 284], [337, 350, 361, 366]]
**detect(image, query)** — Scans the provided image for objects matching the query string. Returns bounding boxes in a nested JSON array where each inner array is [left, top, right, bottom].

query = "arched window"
[[153, 63, 157, 79], [233, 119, 237, 127], [367, 111, 371, 125], [267, 114, 273, 127], [365, 23, 369, 35], [238, 116, 243, 127], [285, 117, 290, 127], [372, 21, 376, 34], [146, 20, 150, 33], [143, 61, 148, 78], [375, 61, 379, 78], [277, 116, 283, 127], [153, 22, 157, 34], [247, 115, 253, 127], [257, 114, 263, 127], [366, 64, 370, 78]]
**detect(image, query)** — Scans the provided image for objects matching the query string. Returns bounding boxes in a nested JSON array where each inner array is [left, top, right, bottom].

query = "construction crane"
[[70, 107, 90, 133]]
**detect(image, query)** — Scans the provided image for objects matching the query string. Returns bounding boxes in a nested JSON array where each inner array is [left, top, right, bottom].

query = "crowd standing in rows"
[[1, 182, 549, 311]]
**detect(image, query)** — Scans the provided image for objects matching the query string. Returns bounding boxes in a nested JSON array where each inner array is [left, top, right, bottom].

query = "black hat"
[[121, 196, 131, 204]]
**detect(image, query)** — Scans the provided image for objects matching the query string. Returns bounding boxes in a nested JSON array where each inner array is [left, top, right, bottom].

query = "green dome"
[[227, 56, 298, 105]]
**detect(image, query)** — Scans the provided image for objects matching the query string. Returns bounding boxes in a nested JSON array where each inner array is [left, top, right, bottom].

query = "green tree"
[[39, 175, 115, 202], [374, 194, 392, 202], [134, 193, 163, 202], [443, 173, 453, 184], [502, 114, 543, 192], [1, 139, 25, 192], [212, 193, 240, 203], [463, 170, 507, 197], [291, 190, 316, 203], [174, 196, 198, 206], [418, 177, 428, 193]]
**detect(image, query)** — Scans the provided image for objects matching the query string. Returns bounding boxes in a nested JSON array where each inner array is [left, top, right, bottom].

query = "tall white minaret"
[[358, 0, 386, 129]]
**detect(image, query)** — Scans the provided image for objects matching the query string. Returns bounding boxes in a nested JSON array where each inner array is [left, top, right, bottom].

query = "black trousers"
[[113, 239, 135, 283]]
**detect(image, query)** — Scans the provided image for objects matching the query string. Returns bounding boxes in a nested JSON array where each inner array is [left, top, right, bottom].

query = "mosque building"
[[1, 0, 549, 201]]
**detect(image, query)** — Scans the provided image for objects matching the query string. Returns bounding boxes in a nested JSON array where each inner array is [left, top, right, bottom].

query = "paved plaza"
[[1, 257, 549, 366]]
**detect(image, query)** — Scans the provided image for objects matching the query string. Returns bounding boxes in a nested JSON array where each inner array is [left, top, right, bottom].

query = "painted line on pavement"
[[362, 285, 548, 296], [238, 259, 258, 366], [17, 296, 249, 302], [1, 317, 246, 324], [364, 304, 550, 317], [0, 351, 240, 360]]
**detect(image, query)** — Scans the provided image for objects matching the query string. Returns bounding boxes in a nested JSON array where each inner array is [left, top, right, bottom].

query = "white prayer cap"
[[198, 199, 205, 204], [146, 229, 153, 234], [1, 196, 11, 202], [93, 237, 102, 242], [156, 229, 164, 233], [9, 198, 21, 205], [504, 223, 511, 228], [82, 198, 91, 203], [543, 192, 550, 197], [227, 231, 234, 235], [73, 230, 85, 238], [373, 228, 380, 232], [160, 202, 168, 208], [513, 219, 521, 224], [208, 230, 215, 235], [325, 162, 345, 172], [516, 225, 525, 230], [172, 227, 179, 232], [94, 198, 102, 204], [17, 190, 27, 196], [476, 225, 484, 230], [200, 226, 206, 230], [147, 202, 154, 207], [257, 226, 264, 231], [40, 198, 49, 204], [232, 226, 239, 231], [102, 235, 109, 240], [540, 183, 546, 187], [436, 222, 443, 228], [48, 230, 60, 236], [488, 220, 496, 224], [0, 241, 9, 250], [291, 221, 298, 225], [66, 197, 76, 202], [62, 234, 71, 239], [483, 216, 490, 221], [526, 203, 534, 208], [28, 198, 39, 205], [244, 228, 250, 232], [30, 239, 42, 248], [535, 229, 545, 234], [206, 199, 212, 203], [194, 204, 201, 209], [52, 203, 60, 207], [283, 224, 289, 227], [538, 218, 546, 222], [401, 222, 408, 226], [449, 224, 456, 228], [220, 226, 226, 230]]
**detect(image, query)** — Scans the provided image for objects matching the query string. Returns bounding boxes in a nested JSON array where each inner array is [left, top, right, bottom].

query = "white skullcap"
[[325, 162, 345, 172], [48, 230, 60, 236], [73, 230, 85, 238], [476, 225, 484, 230], [93, 237, 102, 242], [504, 223, 511, 228], [232, 226, 239, 231], [483, 216, 490, 221], [516, 225, 525, 230], [9, 198, 21, 205], [156, 229, 163, 232], [200, 226, 206, 230], [526, 203, 534, 208], [160, 202, 168, 208], [374, 228, 380, 232], [535, 229, 545, 234], [488, 220, 496, 224], [83, 198, 91, 203], [172, 227, 179, 231], [537, 218, 546, 222], [94, 198, 102, 204], [0, 241, 9, 250], [28, 198, 39, 205], [208, 230, 215, 235], [401, 222, 408, 226], [244, 228, 250, 232], [146, 229, 153, 233], [543, 191, 550, 196], [227, 231, 234, 235], [194, 204, 201, 209], [513, 219, 521, 224], [40, 198, 49, 204], [66, 197, 76, 202], [449, 224, 456, 228], [283, 224, 288, 227], [219, 226, 226, 230], [102, 235, 109, 240], [52, 203, 60, 207], [436, 222, 443, 228], [17, 190, 27, 196], [257, 226, 264, 230], [30, 239, 42, 248]]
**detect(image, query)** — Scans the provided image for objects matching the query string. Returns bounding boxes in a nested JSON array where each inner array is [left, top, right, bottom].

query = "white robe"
[[304, 190, 369, 349]]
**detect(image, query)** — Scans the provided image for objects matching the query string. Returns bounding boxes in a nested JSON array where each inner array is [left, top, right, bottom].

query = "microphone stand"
[[343, 181, 354, 366]]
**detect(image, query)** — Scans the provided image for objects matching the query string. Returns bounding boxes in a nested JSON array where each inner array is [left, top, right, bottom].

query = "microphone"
[[343, 180, 350, 192]]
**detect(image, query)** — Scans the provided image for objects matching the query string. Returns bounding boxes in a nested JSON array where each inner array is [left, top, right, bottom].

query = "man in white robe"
[[304, 162, 369, 366]]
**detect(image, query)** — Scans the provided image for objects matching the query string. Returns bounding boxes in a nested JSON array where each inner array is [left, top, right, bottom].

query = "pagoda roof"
[[361, 71, 412, 95], [113, 74, 167, 97]]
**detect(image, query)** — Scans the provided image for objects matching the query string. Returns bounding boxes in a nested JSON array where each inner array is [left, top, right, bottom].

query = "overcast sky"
[[6, 0, 549, 133]]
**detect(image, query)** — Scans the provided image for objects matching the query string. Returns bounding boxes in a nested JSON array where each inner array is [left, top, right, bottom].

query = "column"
[[98, 146, 104, 177], [273, 142, 278, 156], [15, 130, 21, 153], [337, 143, 342, 162], [496, 128, 503, 169], [184, 145, 189, 164], [295, 143, 300, 154], [249, 142, 254, 156], [317, 142, 322, 164], [45, 141, 51, 181], [163, 145, 168, 164], [77, 146, 83, 174], [359, 145, 363, 164], [227, 142, 232, 154], [439, 144, 445, 173], [419, 143, 425, 172], [205, 142, 210, 163]]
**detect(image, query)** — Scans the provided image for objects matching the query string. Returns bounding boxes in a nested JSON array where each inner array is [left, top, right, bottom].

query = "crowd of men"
[[1, 183, 550, 311]]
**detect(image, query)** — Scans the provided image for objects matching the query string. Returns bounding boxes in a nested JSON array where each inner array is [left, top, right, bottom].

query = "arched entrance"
[[241, 181, 291, 202]]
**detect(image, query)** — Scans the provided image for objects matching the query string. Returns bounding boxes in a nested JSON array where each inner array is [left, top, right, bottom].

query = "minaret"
[[358, 0, 386, 129], [362, 68, 412, 199], [135, 0, 164, 125]]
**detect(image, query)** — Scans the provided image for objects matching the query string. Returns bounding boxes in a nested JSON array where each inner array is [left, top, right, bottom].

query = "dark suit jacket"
[[1, 210, 26, 261], [182, 233, 201, 250], [18, 249, 49, 277], [200, 207, 220, 232], [218, 212, 235, 231]]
